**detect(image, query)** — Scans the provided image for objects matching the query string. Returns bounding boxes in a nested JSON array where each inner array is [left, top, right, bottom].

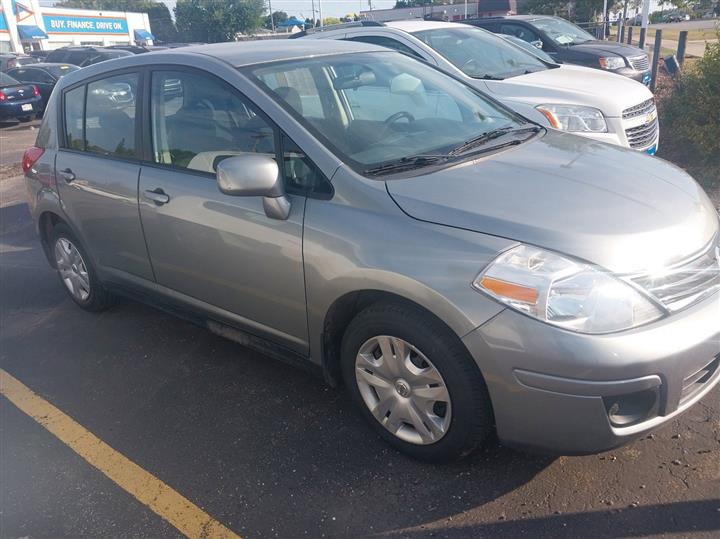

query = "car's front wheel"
[[51, 223, 113, 312], [341, 302, 493, 462]]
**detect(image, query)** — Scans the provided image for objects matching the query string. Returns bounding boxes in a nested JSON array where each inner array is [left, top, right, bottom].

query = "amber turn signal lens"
[[479, 276, 539, 304]]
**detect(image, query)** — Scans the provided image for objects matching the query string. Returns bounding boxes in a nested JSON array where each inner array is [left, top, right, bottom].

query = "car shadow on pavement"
[[386, 499, 720, 538]]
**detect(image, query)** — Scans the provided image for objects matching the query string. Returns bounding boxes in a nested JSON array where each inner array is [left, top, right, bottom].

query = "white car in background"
[[297, 20, 659, 153]]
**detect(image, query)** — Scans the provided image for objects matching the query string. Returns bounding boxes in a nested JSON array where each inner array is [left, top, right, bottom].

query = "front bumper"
[[614, 66, 652, 86], [463, 290, 720, 454]]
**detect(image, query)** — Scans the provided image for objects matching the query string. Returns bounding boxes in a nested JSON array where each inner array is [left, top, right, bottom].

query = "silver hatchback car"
[[23, 41, 720, 462]]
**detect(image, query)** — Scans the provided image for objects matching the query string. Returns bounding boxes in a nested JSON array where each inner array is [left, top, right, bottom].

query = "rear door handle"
[[59, 168, 75, 182], [144, 188, 170, 205]]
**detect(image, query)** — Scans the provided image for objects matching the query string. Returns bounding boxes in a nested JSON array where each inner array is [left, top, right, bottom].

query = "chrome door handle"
[[144, 188, 170, 205], [59, 168, 75, 182]]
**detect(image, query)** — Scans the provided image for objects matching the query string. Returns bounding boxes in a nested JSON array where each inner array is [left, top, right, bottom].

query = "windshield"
[[249, 52, 525, 173], [0, 73, 20, 86], [413, 26, 547, 80], [532, 17, 595, 45], [46, 64, 79, 78]]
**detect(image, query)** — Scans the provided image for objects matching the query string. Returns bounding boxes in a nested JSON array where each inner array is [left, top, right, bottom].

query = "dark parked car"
[[0, 54, 19, 72], [15, 55, 40, 66], [105, 44, 169, 54], [28, 50, 51, 61], [44, 46, 132, 67], [0, 72, 41, 122], [7, 63, 79, 113], [466, 15, 652, 85]]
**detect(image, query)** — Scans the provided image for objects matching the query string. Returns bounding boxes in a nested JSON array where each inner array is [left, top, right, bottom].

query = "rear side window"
[[85, 73, 138, 157], [64, 86, 85, 150], [62, 72, 138, 158]]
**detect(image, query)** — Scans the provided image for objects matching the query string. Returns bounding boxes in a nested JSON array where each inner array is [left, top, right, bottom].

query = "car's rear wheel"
[[341, 302, 493, 462], [51, 224, 113, 312]]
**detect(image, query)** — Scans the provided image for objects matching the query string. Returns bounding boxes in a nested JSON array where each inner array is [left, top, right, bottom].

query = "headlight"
[[599, 56, 626, 70], [536, 104, 608, 133], [473, 245, 664, 334]]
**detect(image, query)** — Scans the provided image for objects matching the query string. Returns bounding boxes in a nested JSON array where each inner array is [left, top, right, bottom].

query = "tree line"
[[58, 0, 342, 44]]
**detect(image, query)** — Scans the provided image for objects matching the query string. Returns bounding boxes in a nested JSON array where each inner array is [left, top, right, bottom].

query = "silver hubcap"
[[54, 237, 90, 302], [355, 335, 452, 445]]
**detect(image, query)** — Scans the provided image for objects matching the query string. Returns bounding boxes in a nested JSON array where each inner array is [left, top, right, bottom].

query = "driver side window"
[[150, 70, 276, 173]]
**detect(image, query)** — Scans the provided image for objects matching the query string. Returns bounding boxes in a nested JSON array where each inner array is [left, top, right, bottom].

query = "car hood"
[[567, 40, 645, 58], [386, 131, 718, 275], [487, 64, 651, 115]]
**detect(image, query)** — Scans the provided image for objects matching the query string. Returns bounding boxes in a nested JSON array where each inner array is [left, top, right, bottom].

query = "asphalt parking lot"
[[1, 122, 719, 538]]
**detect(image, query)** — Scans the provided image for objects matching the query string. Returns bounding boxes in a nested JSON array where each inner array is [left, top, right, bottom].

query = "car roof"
[[472, 15, 553, 22], [160, 39, 386, 67], [14, 62, 78, 69], [385, 20, 471, 32]]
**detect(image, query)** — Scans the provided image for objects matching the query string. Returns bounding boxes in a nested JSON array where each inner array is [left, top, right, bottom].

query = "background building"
[[360, 1, 517, 23], [0, 0, 154, 53]]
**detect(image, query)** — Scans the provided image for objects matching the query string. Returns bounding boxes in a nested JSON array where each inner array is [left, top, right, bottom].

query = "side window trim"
[[59, 68, 144, 163]]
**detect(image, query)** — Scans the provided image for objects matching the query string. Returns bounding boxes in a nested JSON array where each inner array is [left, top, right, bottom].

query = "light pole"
[[268, 0, 275, 31], [318, 0, 323, 27]]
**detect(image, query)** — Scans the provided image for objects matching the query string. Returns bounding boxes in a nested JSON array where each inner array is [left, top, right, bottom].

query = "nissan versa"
[[24, 41, 720, 462]]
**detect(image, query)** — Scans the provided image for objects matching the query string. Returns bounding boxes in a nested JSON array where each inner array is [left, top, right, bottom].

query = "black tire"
[[50, 223, 114, 312], [341, 301, 493, 462]]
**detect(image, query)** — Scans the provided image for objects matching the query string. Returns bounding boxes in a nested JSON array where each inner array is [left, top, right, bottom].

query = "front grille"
[[630, 241, 720, 312], [629, 54, 650, 71], [622, 98, 656, 120], [680, 356, 719, 404], [625, 118, 658, 149]]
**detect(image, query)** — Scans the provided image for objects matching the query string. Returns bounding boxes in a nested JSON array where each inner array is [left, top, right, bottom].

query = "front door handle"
[[59, 168, 75, 183], [144, 188, 170, 205]]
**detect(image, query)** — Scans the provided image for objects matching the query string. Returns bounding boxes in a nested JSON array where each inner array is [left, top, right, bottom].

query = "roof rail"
[[289, 20, 385, 39]]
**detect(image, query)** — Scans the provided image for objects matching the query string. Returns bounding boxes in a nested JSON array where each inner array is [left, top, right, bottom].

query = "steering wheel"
[[461, 58, 482, 74], [380, 111, 415, 138]]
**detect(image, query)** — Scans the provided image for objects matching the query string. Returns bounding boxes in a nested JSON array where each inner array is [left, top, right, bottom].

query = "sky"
[[161, 0, 399, 19]]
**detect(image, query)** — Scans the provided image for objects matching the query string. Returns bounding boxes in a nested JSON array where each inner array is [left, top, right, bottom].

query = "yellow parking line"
[[0, 368, 241, 539]]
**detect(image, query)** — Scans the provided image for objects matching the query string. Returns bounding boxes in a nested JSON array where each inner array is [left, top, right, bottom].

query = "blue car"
[[0, 72, 42, 122]]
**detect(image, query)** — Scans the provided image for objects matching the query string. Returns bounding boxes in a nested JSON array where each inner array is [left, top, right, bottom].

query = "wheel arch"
[[319, 288, 480, 387], [38, 210, 66, 268]]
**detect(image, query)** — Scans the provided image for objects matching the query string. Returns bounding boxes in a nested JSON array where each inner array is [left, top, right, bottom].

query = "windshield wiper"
[[364, 154, 449, 176], [474, 74, 505, 81], [448, 126, 541, 157]]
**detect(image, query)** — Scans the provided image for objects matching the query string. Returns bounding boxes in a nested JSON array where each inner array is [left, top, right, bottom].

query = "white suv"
[[298, 20, 659, 153]]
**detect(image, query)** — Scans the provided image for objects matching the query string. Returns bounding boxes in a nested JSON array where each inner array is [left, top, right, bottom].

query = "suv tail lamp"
[[22, 146, 45, 174], [33, 85, 39, 97], [0, 91, 6, 101]]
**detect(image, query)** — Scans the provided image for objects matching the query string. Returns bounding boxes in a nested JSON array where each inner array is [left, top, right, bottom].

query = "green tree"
[[264, 10, 288, 30], [175, 0, 266, 42], [58, 0, 177, 42]]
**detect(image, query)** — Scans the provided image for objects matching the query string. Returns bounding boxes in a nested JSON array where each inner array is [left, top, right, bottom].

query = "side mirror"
[[216, 154, 291, 220]]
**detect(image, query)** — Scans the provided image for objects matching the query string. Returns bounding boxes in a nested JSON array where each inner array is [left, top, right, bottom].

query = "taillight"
[[22, 146, 45, 174], [32, 85, 39, 97], [0, 91, 6, 101]]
